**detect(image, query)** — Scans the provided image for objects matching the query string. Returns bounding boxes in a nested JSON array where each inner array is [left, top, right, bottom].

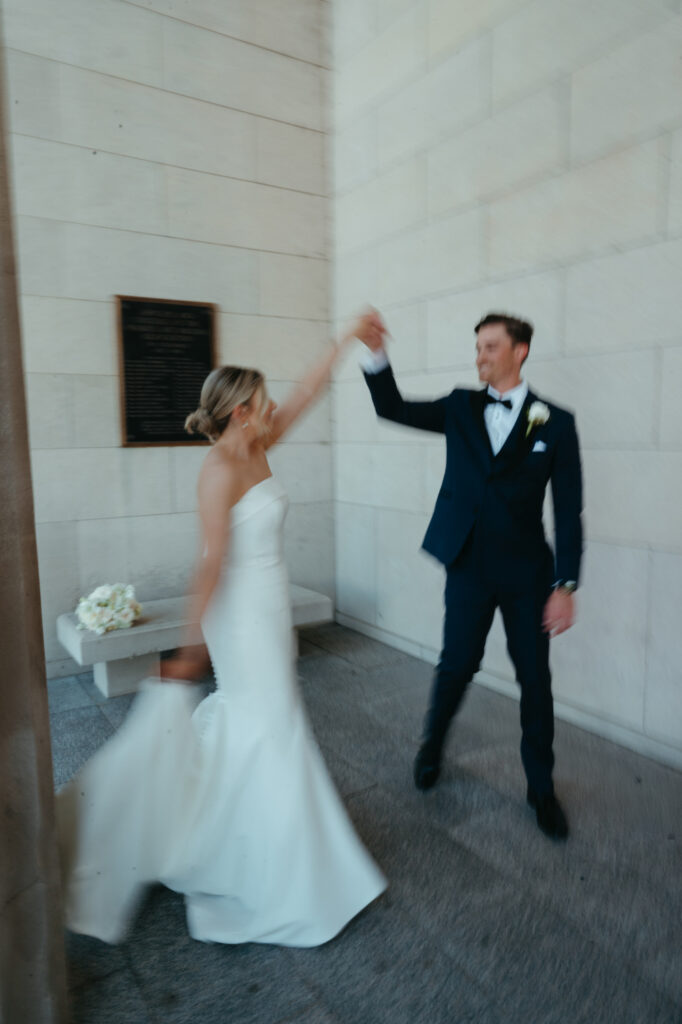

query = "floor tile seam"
[[47, 698, 96, 716], [47, 681, 98, 709], [48, 673, 91, 691], [387, 899, 505, 1008], [343, 778, 527, 886], [73, 673, 100, 701], [372, 764, 524, 828]]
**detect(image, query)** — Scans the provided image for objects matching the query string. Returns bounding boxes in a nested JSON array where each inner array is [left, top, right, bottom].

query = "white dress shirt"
[[361, 347, 527, 455], [484, 380, 528, 455]]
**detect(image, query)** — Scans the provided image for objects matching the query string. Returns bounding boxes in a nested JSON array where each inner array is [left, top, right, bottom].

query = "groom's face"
[[475, 324, 526, 388]]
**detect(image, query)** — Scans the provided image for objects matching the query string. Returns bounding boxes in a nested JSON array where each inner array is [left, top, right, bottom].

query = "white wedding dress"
[[57, 476, 386, 946]]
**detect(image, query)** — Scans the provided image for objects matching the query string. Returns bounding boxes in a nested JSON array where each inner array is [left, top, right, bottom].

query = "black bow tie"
[[484, 393, 513, 410]]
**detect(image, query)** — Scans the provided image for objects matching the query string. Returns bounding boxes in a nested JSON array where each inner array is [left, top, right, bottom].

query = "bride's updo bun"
[[185, 366, 265, 442]]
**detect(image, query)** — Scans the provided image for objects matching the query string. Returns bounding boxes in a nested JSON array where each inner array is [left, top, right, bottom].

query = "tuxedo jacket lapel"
[[463, 389, 540, 474], [467, 390, 494, 468], [494, 390, 536, 473]]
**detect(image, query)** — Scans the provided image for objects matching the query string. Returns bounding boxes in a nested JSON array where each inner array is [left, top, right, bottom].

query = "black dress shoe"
[[414, 742, 442, 791], [527, 787, 569, 839]]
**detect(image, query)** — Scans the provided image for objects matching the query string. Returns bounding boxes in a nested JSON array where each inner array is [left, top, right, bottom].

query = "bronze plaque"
[[117, 296, 216, 446]]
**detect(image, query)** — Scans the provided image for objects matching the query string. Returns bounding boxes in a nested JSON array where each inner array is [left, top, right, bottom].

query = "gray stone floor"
[[48, 624, 682, 1024]]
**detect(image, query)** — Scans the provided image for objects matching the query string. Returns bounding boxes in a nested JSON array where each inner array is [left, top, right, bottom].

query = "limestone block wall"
[[331, 0, 682, 767], [1, 0, 331, 676]]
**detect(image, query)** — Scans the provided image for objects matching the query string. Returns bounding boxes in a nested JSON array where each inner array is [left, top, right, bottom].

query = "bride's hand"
[[160, 646, 210, 683], [344, 309, 387, 351]]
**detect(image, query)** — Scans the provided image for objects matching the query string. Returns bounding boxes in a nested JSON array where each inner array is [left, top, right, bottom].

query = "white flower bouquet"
[[76, 584, 142, 635]]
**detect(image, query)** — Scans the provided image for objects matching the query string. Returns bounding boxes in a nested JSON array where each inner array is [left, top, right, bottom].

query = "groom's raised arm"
[[362, 349, 447, 434]]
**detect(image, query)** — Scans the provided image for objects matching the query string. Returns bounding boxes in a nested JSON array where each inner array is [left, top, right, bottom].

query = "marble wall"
[[2, 0, 331, 676], [331, 0, 682, 767]]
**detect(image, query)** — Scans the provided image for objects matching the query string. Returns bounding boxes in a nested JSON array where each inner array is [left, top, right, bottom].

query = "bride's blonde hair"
[[185, 366, 267, 442]]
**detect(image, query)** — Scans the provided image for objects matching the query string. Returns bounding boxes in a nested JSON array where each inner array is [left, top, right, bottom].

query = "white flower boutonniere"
[[526, 401, 550, 437]]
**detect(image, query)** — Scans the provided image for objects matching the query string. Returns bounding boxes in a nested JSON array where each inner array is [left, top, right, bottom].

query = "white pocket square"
[[532, 440, 547, 452]]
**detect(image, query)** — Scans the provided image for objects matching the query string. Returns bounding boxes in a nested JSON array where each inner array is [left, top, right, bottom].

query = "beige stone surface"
[[491, 0, 670, 106], [565, 237, 682, 353], [528, 349, 658, 448], [570, 16, 682, 163], [335, 501, 378, 624], [7, 50, 257, 182], [165, 167, 326, 256], [426, 271, 563, 370], [488, 141, 660, 275], [6, 0, 331, 695], [335, 5, 426, 126], [668, 128, 682, 236], [427, 87, 565, 217], [3, 0, 164, 86], [645, 551, 682, 746], [336, 157, 426, 255], [138, 0, 323, 64], [332, 0, 682, 764], [219, 315, 329, 381], [375, 34, 488, 167], [375, 507, 444, 651], [583, 450, 682, 550], [258, 251, 328, 319], [428, 0, 525, 60], [165, 18, 323, 130], [660, 346, 682, 449]]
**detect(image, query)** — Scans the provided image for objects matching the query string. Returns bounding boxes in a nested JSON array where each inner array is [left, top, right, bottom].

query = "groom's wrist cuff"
[[360, 348, 390, 374], [553, 580, 577, 593]]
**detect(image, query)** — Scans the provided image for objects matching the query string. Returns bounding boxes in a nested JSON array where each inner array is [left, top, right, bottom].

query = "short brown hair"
[[475, 312, 533, 352]]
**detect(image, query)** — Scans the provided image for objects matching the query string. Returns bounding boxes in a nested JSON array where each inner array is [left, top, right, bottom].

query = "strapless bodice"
[[227, 476, 288, 571]]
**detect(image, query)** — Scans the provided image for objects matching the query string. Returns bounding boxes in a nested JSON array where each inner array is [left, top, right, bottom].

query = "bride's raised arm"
[[265, 311, 385, 448]]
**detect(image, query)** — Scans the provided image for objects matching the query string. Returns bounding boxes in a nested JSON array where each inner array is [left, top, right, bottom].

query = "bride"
[[57, 312, 388, 947]]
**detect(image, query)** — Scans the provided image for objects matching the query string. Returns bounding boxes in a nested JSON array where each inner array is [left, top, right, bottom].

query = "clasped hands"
[[345, 309, 387, 352]]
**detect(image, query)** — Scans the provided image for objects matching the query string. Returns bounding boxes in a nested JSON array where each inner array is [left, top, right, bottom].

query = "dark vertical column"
[[0, 24, 70, 1024]]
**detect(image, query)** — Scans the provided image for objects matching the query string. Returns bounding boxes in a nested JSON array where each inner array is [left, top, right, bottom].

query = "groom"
[[360, 312, 583, 839]]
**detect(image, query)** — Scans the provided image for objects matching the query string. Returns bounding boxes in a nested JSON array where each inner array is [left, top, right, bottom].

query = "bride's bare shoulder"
[[197, 447, 240, 505]]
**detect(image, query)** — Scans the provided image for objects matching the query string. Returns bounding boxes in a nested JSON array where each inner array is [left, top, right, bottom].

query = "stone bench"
[[57, 584, 333, 698]]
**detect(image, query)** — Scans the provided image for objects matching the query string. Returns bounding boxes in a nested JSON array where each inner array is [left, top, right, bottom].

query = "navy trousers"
[[424, 535, 555, 795]]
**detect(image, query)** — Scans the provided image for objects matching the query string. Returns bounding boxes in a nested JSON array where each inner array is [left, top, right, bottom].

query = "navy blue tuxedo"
[[364, 364, 584, 795]]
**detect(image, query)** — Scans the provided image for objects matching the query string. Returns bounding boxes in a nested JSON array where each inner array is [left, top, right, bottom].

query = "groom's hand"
[[349, 309, 386, 351], [543, 589, 575, 637]]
